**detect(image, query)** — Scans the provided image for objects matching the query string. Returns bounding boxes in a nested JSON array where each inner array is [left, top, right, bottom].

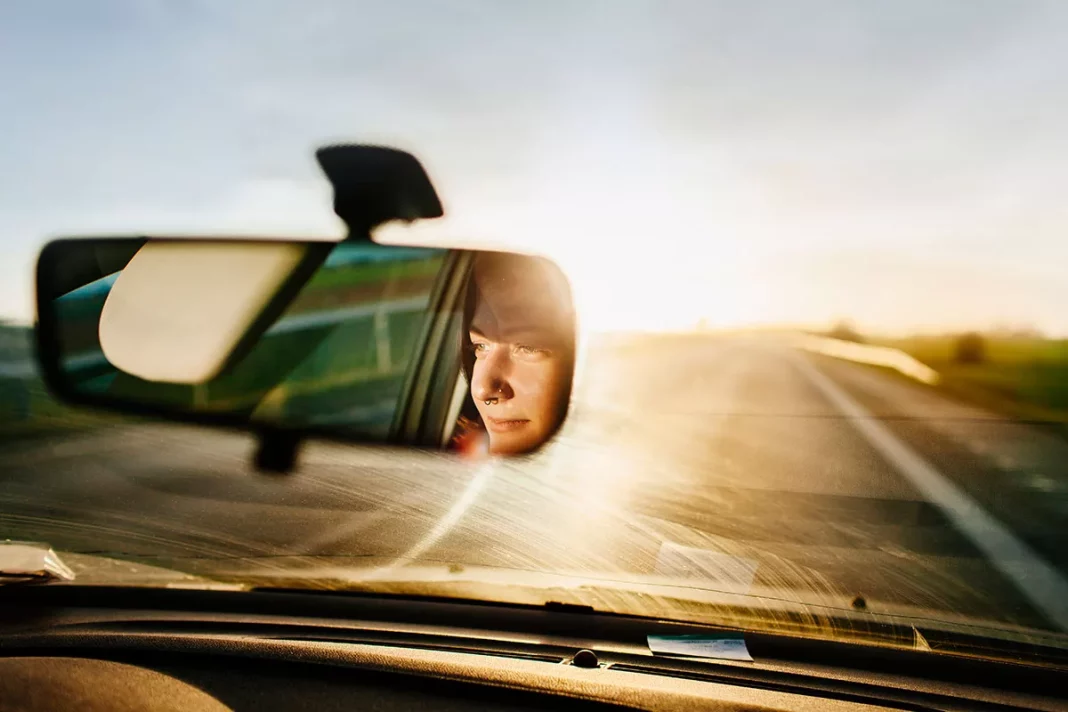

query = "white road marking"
[[370, 462, 494, 576], [654, 541, 758, 593], [793, 351, 1068, 631], [295, 510, 392, 556]]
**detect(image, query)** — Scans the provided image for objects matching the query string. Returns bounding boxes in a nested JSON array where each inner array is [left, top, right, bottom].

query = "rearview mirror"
[[35, 237, 577, 459]]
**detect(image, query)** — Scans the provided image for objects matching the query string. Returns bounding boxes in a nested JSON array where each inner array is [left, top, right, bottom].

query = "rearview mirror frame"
[[33, 237, 473, 456], [33, 236, 579, 469]]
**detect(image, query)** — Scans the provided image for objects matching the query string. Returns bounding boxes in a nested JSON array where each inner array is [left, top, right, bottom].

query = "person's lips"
[[485, 416, 531, 433]]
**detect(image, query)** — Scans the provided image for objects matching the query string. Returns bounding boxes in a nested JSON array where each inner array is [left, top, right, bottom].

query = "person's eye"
[[470, 341, 490, 358], [514, 344, 550, 358]]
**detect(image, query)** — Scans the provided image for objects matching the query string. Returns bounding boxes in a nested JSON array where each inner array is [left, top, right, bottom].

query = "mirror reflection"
[[38, 238, 576, 455], [454, 253, 576, 455]]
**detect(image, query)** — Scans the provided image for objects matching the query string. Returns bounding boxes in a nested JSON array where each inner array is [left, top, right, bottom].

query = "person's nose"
[[472, 346, 515, 402]]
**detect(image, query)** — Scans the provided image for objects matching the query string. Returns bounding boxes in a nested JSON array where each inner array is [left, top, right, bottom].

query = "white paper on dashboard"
[[647, 634, 753, 662]]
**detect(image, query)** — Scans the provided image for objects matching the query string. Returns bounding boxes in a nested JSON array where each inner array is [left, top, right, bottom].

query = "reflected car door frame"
[[390, 249, 473, 447]]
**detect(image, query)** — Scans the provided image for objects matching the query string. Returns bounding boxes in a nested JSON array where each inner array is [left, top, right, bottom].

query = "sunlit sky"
[[3, 1, 1068, 334]]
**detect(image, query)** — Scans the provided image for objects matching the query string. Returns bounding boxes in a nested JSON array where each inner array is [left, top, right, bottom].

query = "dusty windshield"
[[2, 2, 1067, 655]]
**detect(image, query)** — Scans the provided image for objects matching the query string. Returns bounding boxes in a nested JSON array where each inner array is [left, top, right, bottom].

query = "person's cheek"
[[514, 361, 558, 428], [536, 358, 569, 434], [543, 363, 565, 424]]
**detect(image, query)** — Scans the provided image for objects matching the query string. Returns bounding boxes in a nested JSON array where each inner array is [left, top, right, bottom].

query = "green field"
[[876, 335, 1068, 426], [0, 377, 127, 444], [2, 324, 123, 443]]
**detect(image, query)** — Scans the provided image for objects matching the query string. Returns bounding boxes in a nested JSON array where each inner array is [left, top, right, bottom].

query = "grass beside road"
[[874, 335, 1068, 428], [0, 377, 128, 445]]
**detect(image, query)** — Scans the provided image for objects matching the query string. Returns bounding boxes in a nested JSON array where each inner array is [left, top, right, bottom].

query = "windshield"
[[2, 1, 1067, 661]]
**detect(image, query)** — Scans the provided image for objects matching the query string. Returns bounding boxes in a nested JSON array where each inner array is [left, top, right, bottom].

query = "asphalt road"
[[1, 333, 1066, 635]]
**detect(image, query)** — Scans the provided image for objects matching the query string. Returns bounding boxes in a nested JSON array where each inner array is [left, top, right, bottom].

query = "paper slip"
[[647, 633, 753, 662]]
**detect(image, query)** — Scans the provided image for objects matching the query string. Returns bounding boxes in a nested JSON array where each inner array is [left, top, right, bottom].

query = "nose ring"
[[484, 398, 497, 406]]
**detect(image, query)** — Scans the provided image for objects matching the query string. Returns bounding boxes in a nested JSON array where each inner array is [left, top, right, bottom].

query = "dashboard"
[[0, 644, 890, 712], [0, 586, 1062, 712]]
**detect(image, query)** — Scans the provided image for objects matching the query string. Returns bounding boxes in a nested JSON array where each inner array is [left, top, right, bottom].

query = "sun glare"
[[376, 209, 778, 335]]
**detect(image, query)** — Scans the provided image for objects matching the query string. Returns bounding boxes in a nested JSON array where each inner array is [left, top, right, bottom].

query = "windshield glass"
[[2, 1, 1067, 659]]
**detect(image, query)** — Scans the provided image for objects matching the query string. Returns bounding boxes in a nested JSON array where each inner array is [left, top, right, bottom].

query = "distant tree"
[[828, 320, 864, 343], [953, 332, 986, 364]]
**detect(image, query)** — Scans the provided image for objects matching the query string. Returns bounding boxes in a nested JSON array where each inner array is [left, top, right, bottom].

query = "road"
[[1, 333, 1066, 635]]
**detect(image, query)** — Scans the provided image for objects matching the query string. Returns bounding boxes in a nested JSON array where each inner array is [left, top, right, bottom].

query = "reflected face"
[[468, 256, 574, 455]]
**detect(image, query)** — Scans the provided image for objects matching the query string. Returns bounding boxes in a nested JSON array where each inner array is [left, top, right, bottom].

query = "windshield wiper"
[[0, 542, 76, 585]]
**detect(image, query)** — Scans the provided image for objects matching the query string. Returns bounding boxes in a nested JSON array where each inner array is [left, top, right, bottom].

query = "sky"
[[2, 0, 1068, 334]]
